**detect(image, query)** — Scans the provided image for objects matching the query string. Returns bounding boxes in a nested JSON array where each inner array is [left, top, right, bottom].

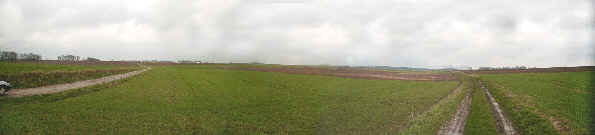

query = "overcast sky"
[[0, 0, 593, 67]]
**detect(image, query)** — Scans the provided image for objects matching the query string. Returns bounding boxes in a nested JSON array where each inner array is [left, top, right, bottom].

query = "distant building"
[[177, 60, 201, 64], [0, 51, 17, 61], [86, 57, 101, 61], [58, 55, 81, 61], [18, 53, 42, 61], [479, 67, 494, 70]]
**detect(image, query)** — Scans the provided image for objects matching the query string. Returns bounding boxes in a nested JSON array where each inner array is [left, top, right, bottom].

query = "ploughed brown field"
[[222, 66, 456, 81], [461, 66, 595, 74]]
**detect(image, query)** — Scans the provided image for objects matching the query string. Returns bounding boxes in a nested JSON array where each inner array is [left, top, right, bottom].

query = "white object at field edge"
[[0, 81, 10, 87]]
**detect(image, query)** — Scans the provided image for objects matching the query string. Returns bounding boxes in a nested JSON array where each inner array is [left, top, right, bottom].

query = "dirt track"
[[480, 81, 517, 135], [6, 67, 151, 97], [437, 87, 472, 135]]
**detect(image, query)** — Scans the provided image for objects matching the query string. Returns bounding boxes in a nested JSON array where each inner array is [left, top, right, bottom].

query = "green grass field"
[[480, 71, 593, 135], [0, 62, 140, 89], [6, 63, 589, 134], [0, 65, 459, 134], [398, 73, 467, 135]]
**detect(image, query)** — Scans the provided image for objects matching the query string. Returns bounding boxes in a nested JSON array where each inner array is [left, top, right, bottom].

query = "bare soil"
[[6, 67, 151, 97], [461, 66, 595, 74], [223, 66, 456, 81]]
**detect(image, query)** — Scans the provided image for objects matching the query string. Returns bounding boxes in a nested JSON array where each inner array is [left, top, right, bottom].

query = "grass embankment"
[[0, 62, 140, 89], [464, 76, 499, 135], [0, 65, 458, 134], [398, 73, 468, 134], [480, 71, 593, 135]]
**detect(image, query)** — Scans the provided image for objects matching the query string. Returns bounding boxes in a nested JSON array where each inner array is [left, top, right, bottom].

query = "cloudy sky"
[[0, 0, 592, 67]]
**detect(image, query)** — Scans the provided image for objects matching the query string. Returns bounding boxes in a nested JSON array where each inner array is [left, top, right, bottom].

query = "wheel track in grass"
[[438, 74, 516, 135], [479, 80, 518, 135], [437, 87, 472, 135], [6, 66, 151, 97], [437, 78, 472, 135], [397, 76, 463, 134]]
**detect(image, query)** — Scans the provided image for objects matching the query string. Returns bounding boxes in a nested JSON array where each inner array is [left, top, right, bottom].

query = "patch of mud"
[[547, 115, 570, 134]]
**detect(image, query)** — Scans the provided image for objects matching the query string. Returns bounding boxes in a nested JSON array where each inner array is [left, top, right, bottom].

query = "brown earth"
[[222, 66, 456, 81], [461, 66, 595, 74]]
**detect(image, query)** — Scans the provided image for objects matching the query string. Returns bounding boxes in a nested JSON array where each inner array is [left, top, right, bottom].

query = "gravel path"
[[480, 81, 518, 135], [6, 67, 151, 97]]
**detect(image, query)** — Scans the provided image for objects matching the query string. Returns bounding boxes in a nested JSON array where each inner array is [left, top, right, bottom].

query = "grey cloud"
[[0, 0, 593, 67]]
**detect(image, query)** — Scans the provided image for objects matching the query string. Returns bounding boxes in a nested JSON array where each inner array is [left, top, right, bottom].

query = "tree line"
[[0, 50, 101, 61], [0, 51, 41, 61]]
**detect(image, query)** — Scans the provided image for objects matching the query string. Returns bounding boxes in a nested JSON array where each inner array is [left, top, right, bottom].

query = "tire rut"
[[437, 84, 472, 135], [479, 80, 518, 135]]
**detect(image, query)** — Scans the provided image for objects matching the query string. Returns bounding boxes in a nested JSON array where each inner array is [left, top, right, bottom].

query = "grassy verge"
[[0, 73, 136, 104], [480, 71, 593, 135], [464, 76, 499, 135], [397, 73, 469, 135], [0, 69, 135, 89], [0, 62, 139, 74], [0, 65, 459, 134], [0, 62, 141, 89]]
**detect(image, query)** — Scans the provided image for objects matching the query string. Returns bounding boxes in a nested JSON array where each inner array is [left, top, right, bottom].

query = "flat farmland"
[[221, 64, 455, 81], [480, 71, 593, 135], [0, 65, 460, 134]]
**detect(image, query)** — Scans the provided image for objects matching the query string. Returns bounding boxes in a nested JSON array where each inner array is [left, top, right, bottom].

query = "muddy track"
[[437, 83, 472, 135], [480, 81, 517, 135], [6, 67, 151, 97]]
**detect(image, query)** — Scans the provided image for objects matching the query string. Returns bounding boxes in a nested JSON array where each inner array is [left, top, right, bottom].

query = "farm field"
[[479, 71, 593, 135], [0, 61, 139, 74], [0, 61, 141, 89], [221, 64, 455, 81], [0, 65, 460, 134], [400, 73, 468, 135]]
